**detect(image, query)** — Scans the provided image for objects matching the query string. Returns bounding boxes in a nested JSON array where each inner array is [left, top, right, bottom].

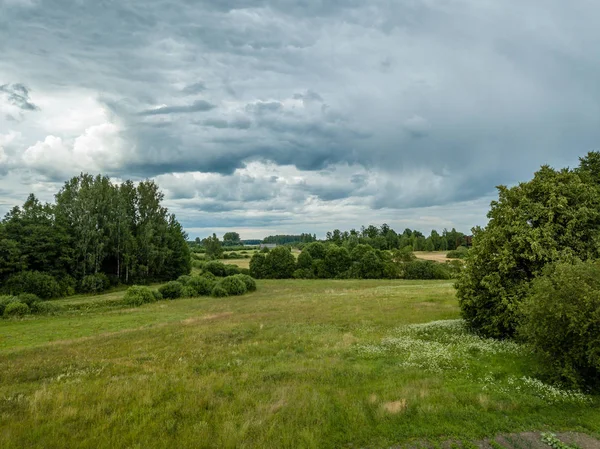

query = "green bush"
[[233, 274, 256, 292], [4, 301, 30, 318], [218, 276, 247, 296], [200, 271, 217, 281], [16, 293, 41, 307], [79, 273, 110, 294], [403, 260, 451, 280], [181, 286, 197, 298], [239, 268, 251, 276], [249, 253, 267, 279], [187, 276, 215, 296], [152, 290, 163, 301], [177, 275, 192, 285], [211, 285, 229, 297], [224, 265, 241, 276], [159, 281, 184, 300], [203, 261, 227, 277], [293, 268, 314, 279], [519, 261, 600, 389], [123, 285, 156, 307], [3, 271, 62, 299], [264, 247, 296, 279], [446, 246, 469, 259], [30, 301, 59, 315], [0, 296, 17, 316]]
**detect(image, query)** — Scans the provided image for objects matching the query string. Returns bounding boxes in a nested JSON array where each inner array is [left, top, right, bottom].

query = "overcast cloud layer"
[[0, 0, 597, 238]]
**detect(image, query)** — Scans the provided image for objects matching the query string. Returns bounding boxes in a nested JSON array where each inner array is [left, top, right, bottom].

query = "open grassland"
[[1, 280, 598, 449], [413, 251, 452, 263]]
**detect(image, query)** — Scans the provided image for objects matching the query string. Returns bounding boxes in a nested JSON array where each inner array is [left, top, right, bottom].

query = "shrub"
[[239, 268, 251, 276], [447, 246, 468, 259], [203, 261, 228, 277], [0, 296, 17, 316], [79, 273, 110, 294], [211, 285, 229, 297], [30, 301, 59, 315], [357, 251, 384, 279], [16, 293, 41, 307], [233, 274, 256, 292], [297, 251, 313, 270], [124, 285, 156, 306], [224, 265, 241, 276], [200, 271, 217, 281], [152, 290, 163, 301], [159, 281, 184, 300], [177, 275, 192, 285], [192, 260, 205, 269], [4, 301, 30, 318], [519, 261, 600, 389], [403, 260, 451, 280], [249, 253, 267, 279], [3, 271, 62, 299], [264, 247, 296, 279], [57, 275, 77, 297], [293, 268, 314, 279], [218, 276, 247, 296], [181, 286, 197, 298], [187, 276, 215, 296]]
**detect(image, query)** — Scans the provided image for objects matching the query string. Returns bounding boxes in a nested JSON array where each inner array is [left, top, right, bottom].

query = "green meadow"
[[1, 280, 598, 448]]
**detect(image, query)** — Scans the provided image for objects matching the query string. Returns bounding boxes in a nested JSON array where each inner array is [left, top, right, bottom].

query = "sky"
[[0, 0, 597, 240]]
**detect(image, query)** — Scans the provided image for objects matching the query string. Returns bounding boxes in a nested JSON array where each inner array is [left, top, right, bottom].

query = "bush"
[[249, 253, 267, 279], [152, 290, 163, 301], [211, 285, 229, 297], [124, 285, 156, 306], [447, 246, 469, 259], [203, 261, 228, 277], [218, 276, 247, 296], [30, 301, 59, 315], [293, 268, 314, 279], [79, 273, 110, 294], [0, 296, 17, 316], [239, 268, 251, 276], [187, 276, 215, 296], [233, 274, 256, 292], [224, 265, 241, 276], [177, 275, 192, 285], [3, 271, 62, 299], [181, 286, 197, 298], [16, 293, 41, 307], [403, 260, 451, 280], [4, 301, 30, 318], [159, 281, 184, 299], [57, 275, 77, 297], [519, 261, 600, 389], [192, 260, 205, 269], [200, 271, 217, 281], [264, 247, 296, 279]]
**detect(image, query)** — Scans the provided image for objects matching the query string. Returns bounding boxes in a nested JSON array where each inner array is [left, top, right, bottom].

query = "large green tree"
[[456, 153, 600, 338]]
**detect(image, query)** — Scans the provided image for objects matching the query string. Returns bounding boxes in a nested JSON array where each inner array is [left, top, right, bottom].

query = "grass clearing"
[[0, 279, 598, 448]]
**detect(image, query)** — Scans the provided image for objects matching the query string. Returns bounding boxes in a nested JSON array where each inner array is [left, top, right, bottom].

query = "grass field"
[[1, 280, 598, 448]]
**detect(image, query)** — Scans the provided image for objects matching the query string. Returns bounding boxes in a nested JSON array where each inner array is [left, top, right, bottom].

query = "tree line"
[[0, 174, 190, 298], [324, 225, 467, 252]]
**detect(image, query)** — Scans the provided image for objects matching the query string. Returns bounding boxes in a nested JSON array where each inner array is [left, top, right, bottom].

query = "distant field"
[[413, 251, 452, 262], [1, 279, 598, 448]]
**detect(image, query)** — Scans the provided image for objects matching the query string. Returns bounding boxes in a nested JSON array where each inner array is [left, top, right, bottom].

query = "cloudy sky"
[[0, 0, 597, 239]]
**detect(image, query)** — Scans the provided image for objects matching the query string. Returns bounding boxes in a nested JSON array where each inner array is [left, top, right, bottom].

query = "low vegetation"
[[0, 280, 597, 448]]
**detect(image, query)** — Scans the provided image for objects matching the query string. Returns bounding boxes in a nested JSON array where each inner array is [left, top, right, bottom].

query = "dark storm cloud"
[[1, 0, 600, 232], [0, 83, 39, 111]]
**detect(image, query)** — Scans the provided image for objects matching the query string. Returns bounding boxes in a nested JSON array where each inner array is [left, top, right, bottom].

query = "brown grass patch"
[[382, 399, 407, 414]]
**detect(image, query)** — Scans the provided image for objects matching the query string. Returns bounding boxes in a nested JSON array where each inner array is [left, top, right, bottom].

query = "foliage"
[[158, 281, 184, 300], [30, 301, 59, 315], [181, 286, 197, 298], [203, 261, 228, 277], [457, 154, 600, 338], [16, 293, 40, 307], [79, 273, 110, 294], [0, 296, 17, 316], [218, 276, 247, 296], [3, 271, 62, 299], [202, 233, 223, 259], [264, 246, 296, 279], [0, 174, 190, 292], [293, 268, 314, 279], [519, 261, 600, 389], [200, 271, 217, 281], [222, 232, 241, 246], [296, 251, 313, 270], [211, 284, 229, 297], [152, 289, 163, 301], [3, 301, 30, 317], [177, 275, 192, 285], [232, 274, 257, 292], [403, 260, 451, 280], [446, 246, 469, 259], [263, 233, 316, 245], [224, 265, 241, 276], [187, 276, 216, 296], [123, 285, 156, 307], [249, 253, 267, 279]]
